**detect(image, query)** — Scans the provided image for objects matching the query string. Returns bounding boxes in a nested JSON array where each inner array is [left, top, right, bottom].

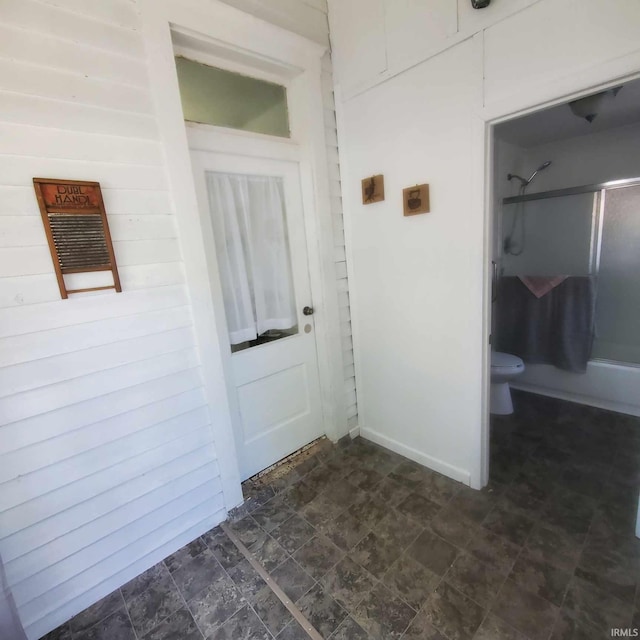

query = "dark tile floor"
[[45, 391, 640, 639]]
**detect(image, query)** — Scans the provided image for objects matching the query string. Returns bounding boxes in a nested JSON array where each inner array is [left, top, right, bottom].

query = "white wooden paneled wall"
[[218, 0, 358, 431], [0, 1, 226, 638], [0, 0, 356, 638]]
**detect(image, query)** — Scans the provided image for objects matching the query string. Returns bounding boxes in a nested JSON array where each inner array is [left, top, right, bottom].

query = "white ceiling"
[[495, 78, 640, 148]]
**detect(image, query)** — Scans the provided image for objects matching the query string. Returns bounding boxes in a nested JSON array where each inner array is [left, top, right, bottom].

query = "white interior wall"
[[329, 0, 640, 488], [522, 121, 640, 193], [495, 122, 640, 415], [336, 39, 484, 484], [0, 0, 351, 638]]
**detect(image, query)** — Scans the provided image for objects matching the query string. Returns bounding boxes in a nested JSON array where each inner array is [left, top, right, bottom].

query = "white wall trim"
[[348, 425, 360, 439], [333, 83, 363, 442], [482, 50, 640, 124], [185, 123, 301, 161], [292, 60, 349, 444], [469, 31, 489, 491], [139, 1, 243, 512], [361, 427, 471, 486]]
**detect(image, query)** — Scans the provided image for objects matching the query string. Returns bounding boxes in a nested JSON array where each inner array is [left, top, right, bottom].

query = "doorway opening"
[[485, 76, 640, 539], [166, 24, 342, 482]]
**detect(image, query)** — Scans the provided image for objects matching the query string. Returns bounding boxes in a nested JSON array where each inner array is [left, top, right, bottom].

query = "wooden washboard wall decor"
[[33, 178, 121, 299]]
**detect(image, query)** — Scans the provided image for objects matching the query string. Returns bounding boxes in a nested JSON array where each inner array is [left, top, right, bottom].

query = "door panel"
[[190, 149, 324, 480], [237, 364, 309, 443]]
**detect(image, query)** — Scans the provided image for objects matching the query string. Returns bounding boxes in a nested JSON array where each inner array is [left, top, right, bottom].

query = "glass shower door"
[[591, 184, 640, 365], [501, 192, 598, 276], [500, 182, 640, 366]]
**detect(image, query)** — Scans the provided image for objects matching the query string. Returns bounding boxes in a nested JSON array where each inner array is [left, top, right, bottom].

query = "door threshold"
[[237, 436, 331, 514], [250, 436, 328, 481]]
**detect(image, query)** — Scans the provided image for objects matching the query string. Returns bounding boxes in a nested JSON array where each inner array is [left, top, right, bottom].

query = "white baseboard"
[[512, 382, 640, 418], [360, 427, 471, 486], [349, 425, 360, 439]]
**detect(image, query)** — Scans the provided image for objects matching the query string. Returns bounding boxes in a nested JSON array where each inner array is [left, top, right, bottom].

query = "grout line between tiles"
[[162, 557, 206, 640], [221, 521, 325, 640], [238, 593, 277, 640], [202, 535, 276, 639], [119, 588, 141, 640]]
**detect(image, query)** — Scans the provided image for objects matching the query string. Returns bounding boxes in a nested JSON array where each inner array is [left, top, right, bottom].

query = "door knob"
[[303, 306, 314, 316]]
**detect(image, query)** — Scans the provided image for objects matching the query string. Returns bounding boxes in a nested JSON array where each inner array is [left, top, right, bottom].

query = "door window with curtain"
[[205, 172, 298, 352]]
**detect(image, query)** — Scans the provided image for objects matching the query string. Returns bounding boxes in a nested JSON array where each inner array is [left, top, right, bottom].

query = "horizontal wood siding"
[[0, 1, 356, 638], [0, 2, 225, 638]]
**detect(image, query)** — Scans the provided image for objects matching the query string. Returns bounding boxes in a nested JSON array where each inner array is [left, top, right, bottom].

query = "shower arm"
[[507, 161, 552, 189]]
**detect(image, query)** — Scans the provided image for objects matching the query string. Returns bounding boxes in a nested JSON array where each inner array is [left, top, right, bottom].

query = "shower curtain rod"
[[503, 176, 640, 205]]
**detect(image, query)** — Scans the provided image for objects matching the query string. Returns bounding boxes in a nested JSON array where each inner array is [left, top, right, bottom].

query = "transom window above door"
[[175, 57, 290, 138]]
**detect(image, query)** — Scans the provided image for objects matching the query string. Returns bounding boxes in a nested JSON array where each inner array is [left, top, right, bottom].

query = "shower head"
[[526, 160, 552, 184]]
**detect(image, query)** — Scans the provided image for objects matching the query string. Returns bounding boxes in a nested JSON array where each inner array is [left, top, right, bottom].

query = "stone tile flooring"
[[45, 391, 640, 639]]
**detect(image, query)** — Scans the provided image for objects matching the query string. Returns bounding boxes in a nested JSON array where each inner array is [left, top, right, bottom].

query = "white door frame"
[[139, 0, 347, 510], [475, 35, 640, 488]]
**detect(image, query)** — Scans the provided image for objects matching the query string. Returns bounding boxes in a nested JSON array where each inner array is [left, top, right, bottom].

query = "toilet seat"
[[491, 351, 524, 372]]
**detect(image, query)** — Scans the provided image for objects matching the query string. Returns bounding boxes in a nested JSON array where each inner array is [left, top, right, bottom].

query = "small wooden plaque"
[[403, 184, 430, 216], [33, 178, 121, 299], [362, 174, 385, 204]]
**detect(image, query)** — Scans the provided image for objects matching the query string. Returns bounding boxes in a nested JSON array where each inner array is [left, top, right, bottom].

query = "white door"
[[190, 147, 324, 480]]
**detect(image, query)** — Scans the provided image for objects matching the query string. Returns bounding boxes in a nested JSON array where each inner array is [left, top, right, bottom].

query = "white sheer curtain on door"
[[205, 172, 297, 345], [1, 552, 27, 640]]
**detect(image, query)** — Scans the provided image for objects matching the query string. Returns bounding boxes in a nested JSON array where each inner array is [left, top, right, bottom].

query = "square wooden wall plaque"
[[361, 174, 385, 204], [403, 184, 430, 216]]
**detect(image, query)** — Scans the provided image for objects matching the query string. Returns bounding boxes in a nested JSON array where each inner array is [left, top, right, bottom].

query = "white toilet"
[[490, 351, 525, 415]]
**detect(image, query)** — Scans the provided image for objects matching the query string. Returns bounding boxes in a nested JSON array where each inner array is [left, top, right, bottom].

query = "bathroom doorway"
[[490, 77, 640, 418], [484, 75, 640, 540]]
